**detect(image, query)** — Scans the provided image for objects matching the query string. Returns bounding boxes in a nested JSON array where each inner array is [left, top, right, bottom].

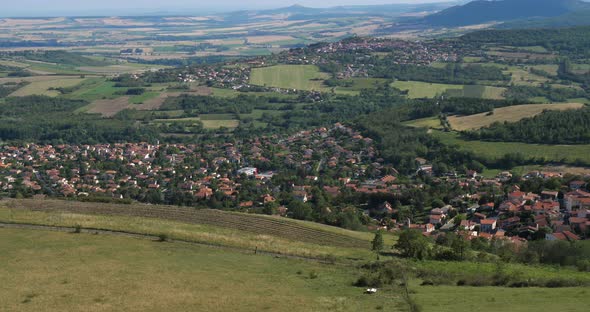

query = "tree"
[[372, 231, 384, 253], [451, 235, 469, 261], [395, 229, 431, 260]]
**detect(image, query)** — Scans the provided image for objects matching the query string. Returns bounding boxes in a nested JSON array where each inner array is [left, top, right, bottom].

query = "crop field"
[[250, 65, 330, 91], [0, 228, 397, 312], [391, 81, 505, 99], [447, 103, 585, 131], [9, 78, 86, 97], [431, 130, 590, 164]]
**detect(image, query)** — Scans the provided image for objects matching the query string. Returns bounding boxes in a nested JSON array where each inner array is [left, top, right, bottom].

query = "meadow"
[[9, 77, 87, 97], [0, 228, 398, 312], [250, 65, 330, 91], [0, 200, 387, 260], [447, 103, 585, 131], [391, 81, 505, 99], [431, 130, 590, 164]]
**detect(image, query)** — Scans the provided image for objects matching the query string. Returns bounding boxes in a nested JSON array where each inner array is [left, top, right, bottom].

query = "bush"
[[157, 234, 168, 242], [73, 224, 82, 234]]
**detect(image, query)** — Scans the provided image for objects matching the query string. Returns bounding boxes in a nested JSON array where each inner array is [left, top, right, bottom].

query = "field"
[[391, 81, 505, 99], [404, 117, 442, 129], [447, 103, 585, 131], [2, 223, 590, 312], [0, 228, 397, 312], [9, 78, 86, 97], [0, 199, 384, 260], [250, 65, 330, 91], [431, 130, 590, 164]]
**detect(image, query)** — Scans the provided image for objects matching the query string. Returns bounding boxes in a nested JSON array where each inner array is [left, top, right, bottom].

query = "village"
[[1, 122, 588, 243]]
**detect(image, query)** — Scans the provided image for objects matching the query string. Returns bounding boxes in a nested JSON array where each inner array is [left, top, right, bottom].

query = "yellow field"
[[9, 78, 86, 97], [447, 103, 585, 131], [201, 119, 240, 129]]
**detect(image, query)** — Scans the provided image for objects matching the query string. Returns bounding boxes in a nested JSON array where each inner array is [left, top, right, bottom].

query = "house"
[[480, 219, 497, 233], [429, 214, 444, 225], [570, 180, 586, 190], [237, 167, 257, 176]]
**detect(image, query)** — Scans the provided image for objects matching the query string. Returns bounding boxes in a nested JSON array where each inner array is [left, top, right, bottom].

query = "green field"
[[9, 78, 86, 97], [250, 65, 330, 91], [391, 81, 505, 99], [0, 200, 382, 260], [431, 130, 590, 163], [404, 117, 442, 129], [2, 215, 589, 312], [0, 228, 396, 312]]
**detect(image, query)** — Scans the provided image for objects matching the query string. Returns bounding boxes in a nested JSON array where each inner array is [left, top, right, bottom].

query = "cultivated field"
[[250, 65, 330, 91], [448, 103, 585, 131]]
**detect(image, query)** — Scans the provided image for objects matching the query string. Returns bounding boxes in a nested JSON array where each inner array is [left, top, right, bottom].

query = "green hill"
[[424, 0, 590, 27]]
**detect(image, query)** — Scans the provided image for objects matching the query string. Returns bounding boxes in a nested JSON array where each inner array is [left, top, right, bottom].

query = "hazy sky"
[[2, 0, 453, 16]]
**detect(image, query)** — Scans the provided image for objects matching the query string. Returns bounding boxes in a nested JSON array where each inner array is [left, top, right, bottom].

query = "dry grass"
[[448, 103, 585, 131]]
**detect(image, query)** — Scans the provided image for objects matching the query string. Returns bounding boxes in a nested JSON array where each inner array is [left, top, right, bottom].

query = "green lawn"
[[432, 130, 590, 163], [250, 65, 330, 91]]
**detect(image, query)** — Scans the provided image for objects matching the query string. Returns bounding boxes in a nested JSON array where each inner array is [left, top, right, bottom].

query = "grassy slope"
[[0, 201, 390, 260], [250, 65, 329, 91], [0, 228, 397, 312], [448, 103, 585, 131]]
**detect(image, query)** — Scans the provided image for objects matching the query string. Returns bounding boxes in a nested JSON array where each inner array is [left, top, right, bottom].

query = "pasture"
[[431, 130, 590, 164], [447, 103, 585, 131], [391, 81, 505, 99], [0, 199, 382, 259], [250, 65, 330, 91], [0, 228, 396, 312], [8, 77, 86, 97], [404, 117, 442, 129]]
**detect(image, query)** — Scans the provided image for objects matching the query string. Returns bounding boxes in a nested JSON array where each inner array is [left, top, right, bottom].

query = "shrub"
[[157, 234, 168, 242], [73, 224, 82, 234]]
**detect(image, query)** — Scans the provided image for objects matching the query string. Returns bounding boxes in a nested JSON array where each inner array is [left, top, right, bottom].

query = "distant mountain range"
[[423, 0, 590, 27]]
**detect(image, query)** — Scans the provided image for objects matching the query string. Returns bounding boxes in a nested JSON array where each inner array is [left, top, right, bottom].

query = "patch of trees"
[[0, 96, 159, 144], [463, 107, 590, 144], [504, 84, 587, 102]]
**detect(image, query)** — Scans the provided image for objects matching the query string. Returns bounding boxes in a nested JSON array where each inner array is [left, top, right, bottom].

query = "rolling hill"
[[423, 0, 590, 27]]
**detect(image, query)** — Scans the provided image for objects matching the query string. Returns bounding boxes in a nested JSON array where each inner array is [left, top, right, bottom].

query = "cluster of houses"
[[276, 38, 461, 77], [0, 123, 387, 206], [379, 172, 590, 242]]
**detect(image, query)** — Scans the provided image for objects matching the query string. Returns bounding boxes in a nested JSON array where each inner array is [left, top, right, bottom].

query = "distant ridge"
[[423, 0, 590, 27]]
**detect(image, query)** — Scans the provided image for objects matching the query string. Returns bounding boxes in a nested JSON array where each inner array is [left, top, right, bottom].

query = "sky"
[[2, 0, 453, 17]]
